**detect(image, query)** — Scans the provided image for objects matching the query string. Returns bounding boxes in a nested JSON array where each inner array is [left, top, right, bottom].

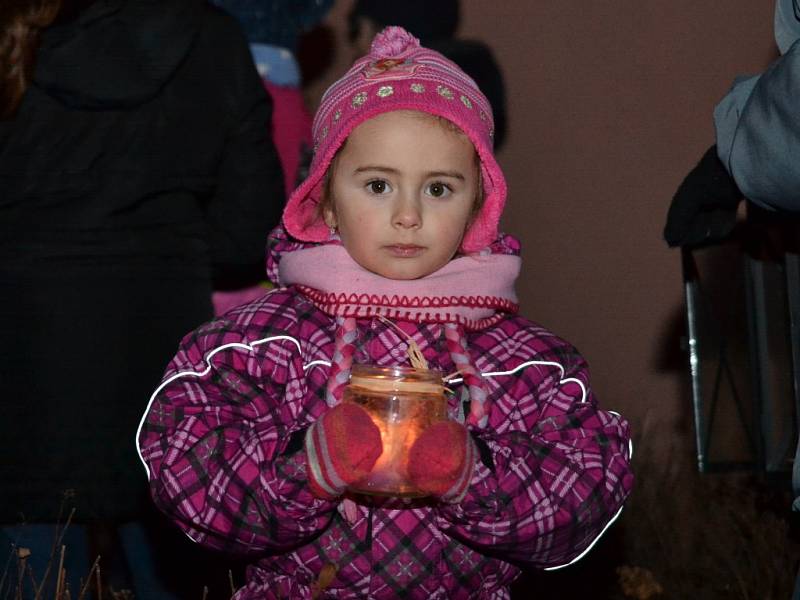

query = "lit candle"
[[344, 365, 446, 497]]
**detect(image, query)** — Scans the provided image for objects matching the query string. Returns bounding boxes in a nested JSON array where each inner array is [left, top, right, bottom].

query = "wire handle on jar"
[[376, 315, 428, 370]]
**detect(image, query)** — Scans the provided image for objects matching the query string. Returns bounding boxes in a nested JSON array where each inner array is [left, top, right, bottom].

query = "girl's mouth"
[[385, 244, 424, 257]]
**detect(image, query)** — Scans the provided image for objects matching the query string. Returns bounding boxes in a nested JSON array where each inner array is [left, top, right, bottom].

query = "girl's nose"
[[392, 195, 422, 229]]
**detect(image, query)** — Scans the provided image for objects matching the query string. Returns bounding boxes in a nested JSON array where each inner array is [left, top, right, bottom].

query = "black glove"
[[663, 145, 743, 247]]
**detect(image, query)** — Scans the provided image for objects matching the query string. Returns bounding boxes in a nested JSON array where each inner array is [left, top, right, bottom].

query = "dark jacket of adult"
[[0, 0, 284, 522]]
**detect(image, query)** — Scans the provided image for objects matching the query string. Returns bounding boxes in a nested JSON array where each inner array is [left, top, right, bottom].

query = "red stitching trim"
[[296, 285, 519, 313], [294, 285, 514, 331]]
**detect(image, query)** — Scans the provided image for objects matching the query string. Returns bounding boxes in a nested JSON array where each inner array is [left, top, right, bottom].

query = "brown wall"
[[308, 1, 778, 443]]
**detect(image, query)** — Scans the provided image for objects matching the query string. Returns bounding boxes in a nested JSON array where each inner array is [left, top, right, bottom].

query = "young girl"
[[137, 27, 633, 599]]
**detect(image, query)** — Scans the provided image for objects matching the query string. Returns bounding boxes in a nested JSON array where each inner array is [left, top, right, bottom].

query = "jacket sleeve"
[[435, 349, 633, 569], [204, 12, 285, 289], [136, 318, 336, 555], [714, 39, 800, 211]]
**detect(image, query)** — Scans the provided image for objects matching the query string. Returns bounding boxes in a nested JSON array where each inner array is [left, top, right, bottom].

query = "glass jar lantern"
[[343, 364, 448, 497]]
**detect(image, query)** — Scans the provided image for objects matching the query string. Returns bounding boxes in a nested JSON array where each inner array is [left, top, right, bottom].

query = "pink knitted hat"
[[282, 26, 507, 253]]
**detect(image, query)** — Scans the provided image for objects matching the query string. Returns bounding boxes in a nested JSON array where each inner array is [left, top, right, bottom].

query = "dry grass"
[[0, 503, 134, 600], [618, 421, 800, 599]]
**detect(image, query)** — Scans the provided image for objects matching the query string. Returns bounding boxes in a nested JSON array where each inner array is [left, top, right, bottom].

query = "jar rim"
[[350, 363, 443, 383]]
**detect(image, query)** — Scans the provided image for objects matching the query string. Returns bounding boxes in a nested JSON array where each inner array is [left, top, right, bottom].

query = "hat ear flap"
[[283, 172, 331, 242]]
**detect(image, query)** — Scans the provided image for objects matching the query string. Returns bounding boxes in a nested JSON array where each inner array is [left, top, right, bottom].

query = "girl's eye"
[[366, 180, 391, 194], [426, 182, 452, 198]]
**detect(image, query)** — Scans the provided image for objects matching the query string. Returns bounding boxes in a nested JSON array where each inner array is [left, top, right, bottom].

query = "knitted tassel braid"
[[320, 317, 364, 522], [444, 322, 490, 428], [326, 316, 358, 406]]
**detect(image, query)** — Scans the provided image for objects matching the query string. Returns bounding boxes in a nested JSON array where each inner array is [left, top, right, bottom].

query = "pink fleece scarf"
[[278, 244, 520, 330]]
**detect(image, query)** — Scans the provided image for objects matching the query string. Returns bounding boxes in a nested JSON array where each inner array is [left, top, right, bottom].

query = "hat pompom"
[[370, 26, 420, 58]]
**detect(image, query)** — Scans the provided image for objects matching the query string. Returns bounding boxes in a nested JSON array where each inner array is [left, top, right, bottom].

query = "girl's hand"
[[305, 403, 383, 500], [407, 421, 477, 503]]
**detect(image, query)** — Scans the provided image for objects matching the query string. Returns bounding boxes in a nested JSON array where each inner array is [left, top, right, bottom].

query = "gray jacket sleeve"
[[713, 0, 800, 211], [714, 44, 800, 211]]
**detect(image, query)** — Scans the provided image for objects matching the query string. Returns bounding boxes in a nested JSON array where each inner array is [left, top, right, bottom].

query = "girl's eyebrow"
[[353, 165, 465, 180], [353, 165, 400, 175], [427, 170, 465, 181]]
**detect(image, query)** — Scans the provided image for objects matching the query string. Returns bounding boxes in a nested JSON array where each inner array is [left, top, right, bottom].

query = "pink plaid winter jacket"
[[137, 231, 633, 599]]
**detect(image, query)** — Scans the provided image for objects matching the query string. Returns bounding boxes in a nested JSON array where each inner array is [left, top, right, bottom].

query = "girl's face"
[[323, 111, 479, 280]]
